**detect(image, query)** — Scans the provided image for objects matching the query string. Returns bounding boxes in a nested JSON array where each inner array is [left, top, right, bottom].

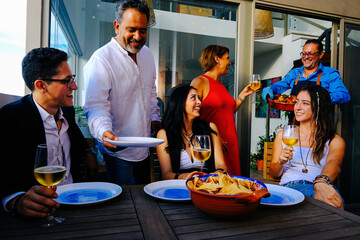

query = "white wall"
[[251, 48, 286, 154], [152, 10, 236, 38], [254, 48, 282, 78]]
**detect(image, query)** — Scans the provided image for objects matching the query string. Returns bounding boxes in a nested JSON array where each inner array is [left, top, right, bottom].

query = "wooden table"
[[1, 185, 360, 239]]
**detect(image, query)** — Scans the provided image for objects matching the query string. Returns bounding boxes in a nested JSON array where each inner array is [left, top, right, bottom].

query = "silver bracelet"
[[237, 96, 244, 102]]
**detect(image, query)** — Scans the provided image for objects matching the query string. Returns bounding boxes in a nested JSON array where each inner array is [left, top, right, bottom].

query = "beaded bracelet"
[[313, 179, 328, 185], [313, 178, 337, 189], [237, 96, 244, 102], [314, 174, 332, 185], [215, 168, 227, 174]]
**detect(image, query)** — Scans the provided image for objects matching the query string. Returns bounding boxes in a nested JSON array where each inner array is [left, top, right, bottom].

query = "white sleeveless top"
[[280, 140, 330, 185], [180, 149, 202, 170]]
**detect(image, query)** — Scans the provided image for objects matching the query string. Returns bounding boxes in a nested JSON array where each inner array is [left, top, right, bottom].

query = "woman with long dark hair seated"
[[156, 84, 227, 180], [270, 85, 345, 209]]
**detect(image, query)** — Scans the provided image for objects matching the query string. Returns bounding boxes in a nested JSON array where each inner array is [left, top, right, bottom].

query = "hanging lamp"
[[143, 0, 156, 27], [254, 9, 274, 39]]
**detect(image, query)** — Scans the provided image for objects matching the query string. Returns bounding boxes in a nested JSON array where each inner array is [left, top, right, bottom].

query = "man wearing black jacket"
[[0, 47, 98, 218]]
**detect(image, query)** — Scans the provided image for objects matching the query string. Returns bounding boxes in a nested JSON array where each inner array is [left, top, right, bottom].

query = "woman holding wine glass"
[[156, 84, 227, 180], [281, 124, 299, 167], [270, 85, 345, 209], [191, 44, 258, 175]]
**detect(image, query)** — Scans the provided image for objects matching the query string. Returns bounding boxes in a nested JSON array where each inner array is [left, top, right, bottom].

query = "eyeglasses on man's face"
[[300, 52, 320, 58], [41, 75, 76, 88]]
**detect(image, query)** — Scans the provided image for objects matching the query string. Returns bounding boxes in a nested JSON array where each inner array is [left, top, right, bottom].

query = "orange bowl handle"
[[235, 188, 270, 204]]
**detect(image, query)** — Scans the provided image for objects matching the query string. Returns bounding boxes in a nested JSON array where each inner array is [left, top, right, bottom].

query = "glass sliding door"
[[48, 0, 240, 178], [49, 0, 238, 110], [339, 23, 360, 205], [251, 9, 335, 162], [151, 0, 237, 111]]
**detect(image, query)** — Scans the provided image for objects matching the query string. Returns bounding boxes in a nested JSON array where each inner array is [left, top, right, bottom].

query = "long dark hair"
[[161, 84, 216, 172], [297, 85, 335, 164]]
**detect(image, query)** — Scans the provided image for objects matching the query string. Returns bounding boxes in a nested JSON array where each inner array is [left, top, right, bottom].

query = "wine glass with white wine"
[[193, 135, 211, 172], [250, 74, 261, 103], [250, 74, 262, 91], [34, 144, 66, 227], [282, 125, 299, 167]]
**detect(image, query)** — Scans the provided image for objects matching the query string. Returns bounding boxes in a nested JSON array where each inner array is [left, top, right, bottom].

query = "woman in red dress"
[[191, 45, 257, 175]]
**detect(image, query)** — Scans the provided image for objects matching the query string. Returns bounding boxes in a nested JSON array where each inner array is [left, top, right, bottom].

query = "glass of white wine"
[[34, 144, 66, 227], [193, 135, 211, 172], [282, 125, 299, 167], [250, 74, 261, 91]]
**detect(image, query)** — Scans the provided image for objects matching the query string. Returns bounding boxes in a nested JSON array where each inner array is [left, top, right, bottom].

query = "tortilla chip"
[[188, 173, 254, 195]]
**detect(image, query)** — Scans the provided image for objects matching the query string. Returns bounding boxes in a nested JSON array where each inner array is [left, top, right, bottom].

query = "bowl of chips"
[[186, 173, 270, 218], [268, 94, 296, 111]]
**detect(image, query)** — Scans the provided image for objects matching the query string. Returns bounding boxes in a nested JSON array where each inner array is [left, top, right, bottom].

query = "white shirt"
[[180, 149, 202, 170], [2, 98, 73, 212], [33, 98, 73, 185], [84, 38, 160, 162], [280, 141, 329, 185]]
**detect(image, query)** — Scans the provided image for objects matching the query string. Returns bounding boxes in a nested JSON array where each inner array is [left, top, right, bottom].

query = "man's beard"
[[121, 37, 144, 54], [302, 59, 318, 69]]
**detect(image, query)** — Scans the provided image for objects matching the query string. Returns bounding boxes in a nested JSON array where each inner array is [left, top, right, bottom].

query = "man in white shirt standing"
[[84, 0, 160, 185]]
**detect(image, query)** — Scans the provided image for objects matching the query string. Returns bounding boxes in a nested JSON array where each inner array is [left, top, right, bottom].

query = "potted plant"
[[253, 129, 279, 171], [250, 152, 259, 170], [250, 152, 263, 171]]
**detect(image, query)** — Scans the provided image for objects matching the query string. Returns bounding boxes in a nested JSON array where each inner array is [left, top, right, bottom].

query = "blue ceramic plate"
[[144, 180, 191, 202], [260, 183, 304, 206], [57, 182, 122, 205]]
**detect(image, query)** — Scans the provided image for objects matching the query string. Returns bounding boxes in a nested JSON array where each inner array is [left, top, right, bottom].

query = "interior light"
[[254, 9, 274, 39]]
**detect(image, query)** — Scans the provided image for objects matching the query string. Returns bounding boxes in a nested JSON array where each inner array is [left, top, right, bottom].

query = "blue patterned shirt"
[[270, 63, 350, 104]]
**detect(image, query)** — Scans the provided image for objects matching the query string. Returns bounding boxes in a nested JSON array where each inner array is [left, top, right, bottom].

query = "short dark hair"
[[304, 39, 323, 53], [22, 47, 68, 91], [200, 45, 229, 72], [115, 0, 150, 25]]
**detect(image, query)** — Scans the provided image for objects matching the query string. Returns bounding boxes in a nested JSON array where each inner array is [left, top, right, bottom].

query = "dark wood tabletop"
[[1, 185, 360, 239]]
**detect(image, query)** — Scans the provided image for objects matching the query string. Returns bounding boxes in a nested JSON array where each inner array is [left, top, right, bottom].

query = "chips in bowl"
[[187, 173, 254, 195], [186, 173, 270, 218]]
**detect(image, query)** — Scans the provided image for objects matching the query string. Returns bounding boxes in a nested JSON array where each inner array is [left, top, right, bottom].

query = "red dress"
[[200, 75, 241, 175]]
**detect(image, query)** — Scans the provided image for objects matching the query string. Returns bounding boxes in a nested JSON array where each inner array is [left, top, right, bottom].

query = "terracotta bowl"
[[268, 95, 295, 111], [186, 173, 270, 218]]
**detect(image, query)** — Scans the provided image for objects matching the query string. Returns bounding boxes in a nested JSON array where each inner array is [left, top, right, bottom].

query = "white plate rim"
[[260, 183, 305, 206], [104, 137, 165, 147], [57, 182, 122, 205], [143, 180, 191, 202]]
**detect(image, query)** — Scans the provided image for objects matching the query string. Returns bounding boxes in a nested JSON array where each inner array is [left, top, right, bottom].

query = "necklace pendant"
[[302, 168, 308, 173]]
